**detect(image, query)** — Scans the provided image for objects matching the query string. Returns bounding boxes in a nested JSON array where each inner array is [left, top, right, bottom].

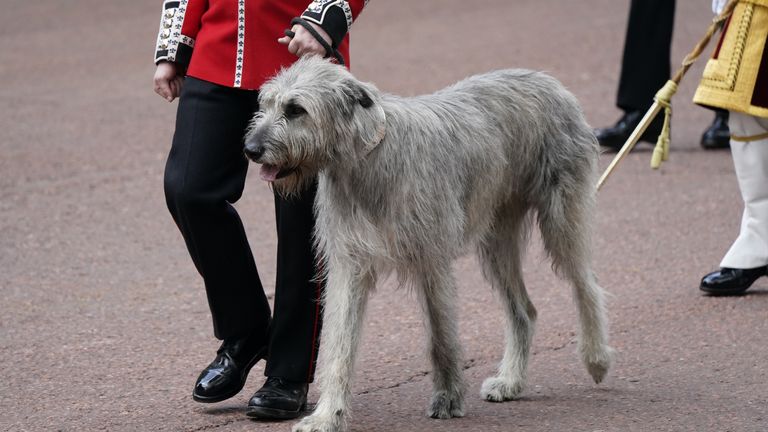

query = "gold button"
[[159, 42, 168, 50], [161, 29, 171, 39], [164, 9, 175, 18], [163, 19, 173, 29]]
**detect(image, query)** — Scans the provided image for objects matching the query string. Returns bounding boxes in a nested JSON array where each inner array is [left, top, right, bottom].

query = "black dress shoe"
[[192, 334, 267, 403], [246, 377, 308, 420], [700, 110, 730, 150], [700, 266, 767, 295], [595, 110, 664, 151]]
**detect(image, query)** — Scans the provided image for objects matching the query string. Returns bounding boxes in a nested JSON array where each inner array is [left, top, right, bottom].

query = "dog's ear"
[[341, 78, 376, 110], [342, 79, 386, 154], [357, 89, 374, 109]]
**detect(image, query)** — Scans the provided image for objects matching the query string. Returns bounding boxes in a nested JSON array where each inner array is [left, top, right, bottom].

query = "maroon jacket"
[[154, 0, 367, 89]]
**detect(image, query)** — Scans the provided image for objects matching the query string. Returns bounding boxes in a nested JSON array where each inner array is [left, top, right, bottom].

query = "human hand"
[[278, 22, 332, 58], [153, 61, 184, 102]]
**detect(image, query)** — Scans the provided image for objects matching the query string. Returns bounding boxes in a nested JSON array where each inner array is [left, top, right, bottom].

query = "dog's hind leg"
[[478, 206, 537, 402], [536, 183, 613, 384], [292, 267, 374, 432], [413, 263, 467, 419]]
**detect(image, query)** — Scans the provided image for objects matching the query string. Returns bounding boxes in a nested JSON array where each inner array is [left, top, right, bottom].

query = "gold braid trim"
[[731, 131, 768, 142]]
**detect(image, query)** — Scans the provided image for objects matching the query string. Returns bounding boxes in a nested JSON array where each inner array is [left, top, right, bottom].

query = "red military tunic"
[[154, 0, 367, 90]]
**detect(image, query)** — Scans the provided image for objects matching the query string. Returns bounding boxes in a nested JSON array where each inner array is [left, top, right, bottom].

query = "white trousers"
[[720, 112, 768, 269]]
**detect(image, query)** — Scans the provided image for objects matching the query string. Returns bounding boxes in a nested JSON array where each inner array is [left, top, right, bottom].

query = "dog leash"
[[596, 0, 739, 191], [285, 17, 346, 66]]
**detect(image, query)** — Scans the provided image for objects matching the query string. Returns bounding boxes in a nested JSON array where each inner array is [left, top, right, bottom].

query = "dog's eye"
[[284, 103, 307, 119]]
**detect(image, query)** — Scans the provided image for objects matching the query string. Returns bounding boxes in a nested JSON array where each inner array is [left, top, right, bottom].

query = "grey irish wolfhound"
[[244, 56, 613, 432]]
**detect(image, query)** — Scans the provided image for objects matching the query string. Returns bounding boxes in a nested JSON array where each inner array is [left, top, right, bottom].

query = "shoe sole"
[[699, 285, 750, 296], [192, 347, 267, 403], [700, 142, 730, 150], [245, 403, 307, 420]]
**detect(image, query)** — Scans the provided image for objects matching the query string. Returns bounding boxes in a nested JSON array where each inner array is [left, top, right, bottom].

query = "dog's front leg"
[[292, 267, 374, 432], [414, 268, 467, 419]]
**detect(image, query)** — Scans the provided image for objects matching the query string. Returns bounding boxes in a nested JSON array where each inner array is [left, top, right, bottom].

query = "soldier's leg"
[[617, 0, 675, 112], [164, 77, 270, 341], [248, 182, 322, 419], [164, 77, 271, 402], [266, 181, 322, 382], [720, 113, 768, 269], [701, 113, 768, 295]]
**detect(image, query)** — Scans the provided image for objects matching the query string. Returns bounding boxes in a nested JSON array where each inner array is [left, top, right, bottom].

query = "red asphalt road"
[[1, 1, 766, 431]]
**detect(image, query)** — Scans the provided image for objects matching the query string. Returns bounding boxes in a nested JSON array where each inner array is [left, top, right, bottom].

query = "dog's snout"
[[244, 143, 265, 161], [244, 125, 268, 161]]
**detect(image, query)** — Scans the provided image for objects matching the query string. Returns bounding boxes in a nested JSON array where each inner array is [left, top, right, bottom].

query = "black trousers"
[[617, 0, 676, 112], [164, 77, 322, 383]]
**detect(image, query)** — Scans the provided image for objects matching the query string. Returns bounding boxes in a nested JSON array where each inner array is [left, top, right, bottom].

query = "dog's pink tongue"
[[259, 164, 280, 182]]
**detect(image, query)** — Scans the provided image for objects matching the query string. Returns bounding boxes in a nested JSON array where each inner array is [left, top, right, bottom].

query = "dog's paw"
[[480, 376, 524, 402], [582, 345, 615, 384], [292, 413, 345, 432], [427, 390, 465, 419]]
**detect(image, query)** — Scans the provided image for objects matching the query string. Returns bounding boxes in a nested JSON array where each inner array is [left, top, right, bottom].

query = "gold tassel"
[[651, 80, 677, 169]]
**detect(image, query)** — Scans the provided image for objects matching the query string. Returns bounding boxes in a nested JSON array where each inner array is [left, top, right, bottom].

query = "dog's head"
[[244, 56, 386, 195]]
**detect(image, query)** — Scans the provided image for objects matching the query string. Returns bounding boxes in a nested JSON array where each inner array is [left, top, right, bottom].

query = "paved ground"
[[1, 0, 767, 431]]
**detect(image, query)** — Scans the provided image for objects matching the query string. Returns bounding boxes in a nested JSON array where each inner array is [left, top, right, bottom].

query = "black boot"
[[595, 110, 664, 151], [246, 377, 309, 420], [700, 110, 730, 150], [192, 333, 268, 403]]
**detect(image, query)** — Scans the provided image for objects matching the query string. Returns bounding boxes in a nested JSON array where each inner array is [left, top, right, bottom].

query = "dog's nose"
[[244, 144, 265, 161]]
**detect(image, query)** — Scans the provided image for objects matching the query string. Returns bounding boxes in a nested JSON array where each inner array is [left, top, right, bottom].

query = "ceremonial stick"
[[596, 0, 739, 191], [596, 102, 663, 190]]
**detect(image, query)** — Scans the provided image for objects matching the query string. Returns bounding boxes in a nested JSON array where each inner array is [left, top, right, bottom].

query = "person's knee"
[[165, 174, 247, 215], [164, 174, 213, 214]]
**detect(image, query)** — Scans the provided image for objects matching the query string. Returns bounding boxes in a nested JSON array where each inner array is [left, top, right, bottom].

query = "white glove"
[[712, 0, 727, 14]]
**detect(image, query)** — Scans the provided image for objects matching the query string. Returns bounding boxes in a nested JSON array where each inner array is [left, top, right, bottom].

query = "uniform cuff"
[[154, 1, 195, 69], [301, 1, 353, 47]]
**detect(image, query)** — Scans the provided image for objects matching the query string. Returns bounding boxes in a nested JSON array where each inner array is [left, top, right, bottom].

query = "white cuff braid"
[[155, 0, 194, 65]]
